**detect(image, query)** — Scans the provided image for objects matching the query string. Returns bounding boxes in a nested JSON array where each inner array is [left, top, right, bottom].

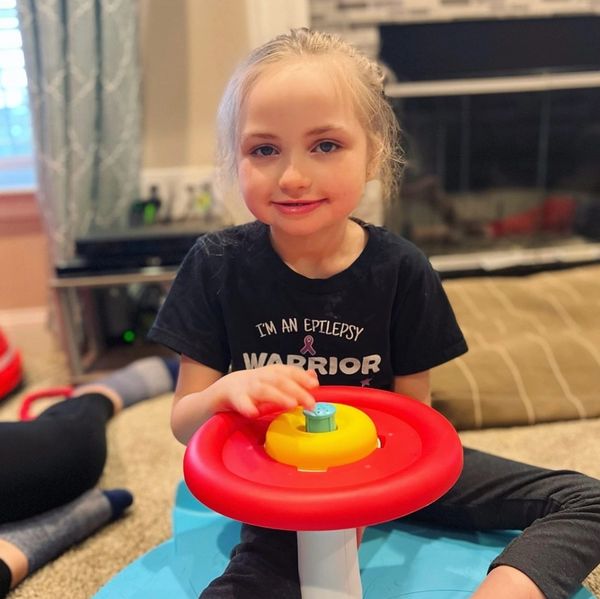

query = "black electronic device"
[[57, 222, 223, 275]]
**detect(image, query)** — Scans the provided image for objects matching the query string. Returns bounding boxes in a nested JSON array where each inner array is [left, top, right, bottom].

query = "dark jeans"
[[0, 393, 113, 523], [200, 448, 600, 599]]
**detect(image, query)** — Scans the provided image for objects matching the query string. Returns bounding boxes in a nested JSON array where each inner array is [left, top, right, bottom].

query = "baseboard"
[[0, 306, 48, 327]]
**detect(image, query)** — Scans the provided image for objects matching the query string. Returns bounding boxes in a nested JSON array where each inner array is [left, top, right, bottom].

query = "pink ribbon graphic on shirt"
[[300, 335, 316, 356]]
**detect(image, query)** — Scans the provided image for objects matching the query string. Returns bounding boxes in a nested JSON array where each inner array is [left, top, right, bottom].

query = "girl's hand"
[[171, 357, 319, 445], [220, 365, 319, 418]]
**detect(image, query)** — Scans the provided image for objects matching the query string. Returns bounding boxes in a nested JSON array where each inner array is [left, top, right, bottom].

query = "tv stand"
[[51, 265, 177, 382]]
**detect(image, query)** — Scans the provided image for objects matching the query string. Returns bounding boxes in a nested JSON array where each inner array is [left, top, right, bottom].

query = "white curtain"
[[17, 0, 141, 264]]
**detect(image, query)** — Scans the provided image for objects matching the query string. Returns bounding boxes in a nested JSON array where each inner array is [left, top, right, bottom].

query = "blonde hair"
[[216, 28, 404, 202]]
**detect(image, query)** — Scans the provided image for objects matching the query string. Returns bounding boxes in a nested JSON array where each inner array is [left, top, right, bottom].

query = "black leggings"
[[200, 448, 600, 599], [0, 393, 113, 524]]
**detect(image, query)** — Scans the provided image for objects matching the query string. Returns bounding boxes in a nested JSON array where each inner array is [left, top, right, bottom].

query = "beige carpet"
[[1, 317, 599, 598]]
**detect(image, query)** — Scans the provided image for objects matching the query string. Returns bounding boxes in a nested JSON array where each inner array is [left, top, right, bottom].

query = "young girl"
[[148, 29, 600, 599]]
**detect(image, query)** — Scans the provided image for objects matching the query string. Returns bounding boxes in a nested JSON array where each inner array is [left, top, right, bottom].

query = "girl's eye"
[[313, 141, 340, 154], [250, 145, 278, 157]]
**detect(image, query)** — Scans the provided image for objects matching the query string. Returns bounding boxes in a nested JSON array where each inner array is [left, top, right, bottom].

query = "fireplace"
[[377, 15, 600, 268]]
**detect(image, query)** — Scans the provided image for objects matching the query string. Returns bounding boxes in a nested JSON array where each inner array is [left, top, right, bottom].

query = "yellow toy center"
[[264, 403, 378, 471]]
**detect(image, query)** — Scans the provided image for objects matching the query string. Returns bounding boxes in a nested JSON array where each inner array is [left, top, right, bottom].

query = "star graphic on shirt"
[[360, 377, 372, 387]]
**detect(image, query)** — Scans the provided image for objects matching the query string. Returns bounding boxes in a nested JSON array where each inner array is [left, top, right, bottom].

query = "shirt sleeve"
[[391, 248, 468, 376], [147, 238, 231, 373]]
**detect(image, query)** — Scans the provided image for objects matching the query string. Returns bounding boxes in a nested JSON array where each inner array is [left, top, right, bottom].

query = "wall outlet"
[[140, 166, 219, 224]]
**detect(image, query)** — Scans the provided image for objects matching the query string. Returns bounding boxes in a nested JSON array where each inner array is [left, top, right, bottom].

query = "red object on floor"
[[0, 327, 23, 401], [489, 195, 578, 238], [18, 386, 74, 421], [489, 205, 543, 237], [541, 195, 577, 232]]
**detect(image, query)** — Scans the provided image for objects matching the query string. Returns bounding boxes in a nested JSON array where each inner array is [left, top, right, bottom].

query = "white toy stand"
[[297, 529, 362, 599]]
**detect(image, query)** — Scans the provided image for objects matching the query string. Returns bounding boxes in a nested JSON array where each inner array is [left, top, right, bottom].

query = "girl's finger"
[[232, 394, 261, 419], [285, 366, 319, 388], [268, 376, 316, 410], [254, 382, 299, 410]]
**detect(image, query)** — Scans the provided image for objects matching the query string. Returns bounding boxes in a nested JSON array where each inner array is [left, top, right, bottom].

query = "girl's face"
[[236, 60, 371, 242]]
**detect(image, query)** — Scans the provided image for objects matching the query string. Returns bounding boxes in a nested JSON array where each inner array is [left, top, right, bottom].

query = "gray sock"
[[0, 488, 132, 575], [77, 356, 176, 409]]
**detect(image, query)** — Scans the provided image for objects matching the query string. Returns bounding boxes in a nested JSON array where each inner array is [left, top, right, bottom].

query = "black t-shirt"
[[148, 220, 467, 390]]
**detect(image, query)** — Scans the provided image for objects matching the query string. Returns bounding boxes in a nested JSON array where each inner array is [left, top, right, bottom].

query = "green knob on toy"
[[303, 402, 337, 433]]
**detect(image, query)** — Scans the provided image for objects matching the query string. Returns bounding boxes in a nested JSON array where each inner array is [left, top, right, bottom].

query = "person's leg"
[[199, 524, 301, 599], [407, 448, 600, 599], [0, 541, 25, 598], [0, 355, 178, 595], [0, 488, 132, 597], [0, 356, 179, 523], [0, 393, 114, 523], [73, 355, 178, 412]]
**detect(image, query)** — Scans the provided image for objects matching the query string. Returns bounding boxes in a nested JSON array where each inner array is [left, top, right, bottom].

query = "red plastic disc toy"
[[184, 386, 463, 531], [0, 327, 23, 401]]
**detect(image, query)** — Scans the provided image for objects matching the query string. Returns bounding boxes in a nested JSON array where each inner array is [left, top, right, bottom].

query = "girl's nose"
[[278, 160, 311, 197]]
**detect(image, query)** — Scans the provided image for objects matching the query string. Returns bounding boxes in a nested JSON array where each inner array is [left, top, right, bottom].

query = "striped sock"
[[74, 356, 179, 410], [0, 488, 132, 580]]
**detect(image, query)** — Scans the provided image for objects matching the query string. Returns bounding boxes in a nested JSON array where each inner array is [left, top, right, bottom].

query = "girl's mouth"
[[272, 199, 326, 214]]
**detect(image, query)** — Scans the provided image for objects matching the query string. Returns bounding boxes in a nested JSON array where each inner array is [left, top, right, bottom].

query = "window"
[[0, 0, 35, 190]]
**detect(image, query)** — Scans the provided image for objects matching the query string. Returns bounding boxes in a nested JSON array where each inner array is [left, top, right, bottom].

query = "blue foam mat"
[[94, 481, 593, 599]]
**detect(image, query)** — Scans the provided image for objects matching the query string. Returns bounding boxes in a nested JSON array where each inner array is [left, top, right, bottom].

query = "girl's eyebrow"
[[242, 125, 347, 142], [242, 132, 278, 142], [305, 125, 347, 136]]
